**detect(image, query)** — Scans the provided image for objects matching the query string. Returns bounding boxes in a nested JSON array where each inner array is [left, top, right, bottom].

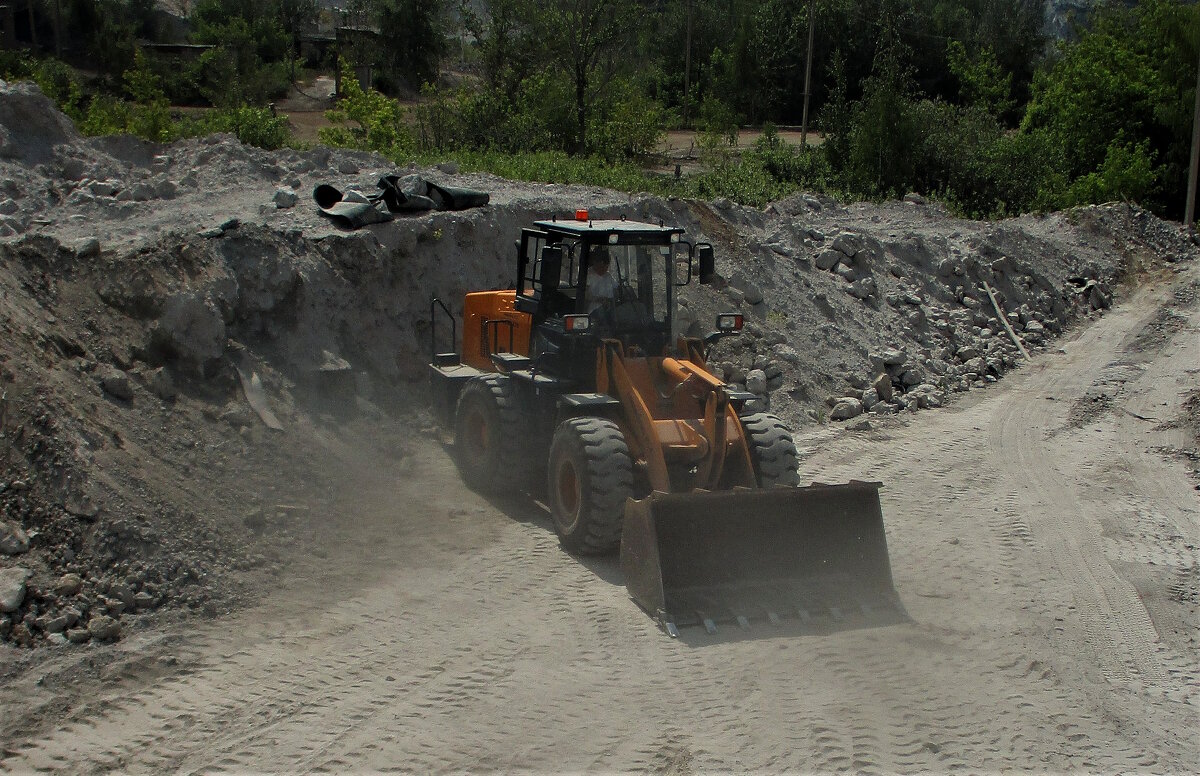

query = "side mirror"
[[697, 244, 715, 284]]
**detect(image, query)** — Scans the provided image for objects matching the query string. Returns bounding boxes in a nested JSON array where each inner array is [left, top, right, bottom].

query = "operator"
[[583, 246, 617, 313]]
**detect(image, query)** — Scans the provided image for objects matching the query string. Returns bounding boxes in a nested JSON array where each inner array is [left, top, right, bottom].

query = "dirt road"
[[1, 266, 1197, 772]]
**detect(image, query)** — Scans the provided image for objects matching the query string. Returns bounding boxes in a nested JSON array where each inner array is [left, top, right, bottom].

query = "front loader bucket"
[[620, 482, 906, 636]]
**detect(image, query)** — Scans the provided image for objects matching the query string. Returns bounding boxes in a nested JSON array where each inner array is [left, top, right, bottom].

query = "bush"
[[319, 61, 416, 157]]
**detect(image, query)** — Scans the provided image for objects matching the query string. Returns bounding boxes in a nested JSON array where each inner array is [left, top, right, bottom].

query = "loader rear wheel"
[[741, 412, 800, 487], [454, 374, 521, 493], [548, 417, 633, 555]]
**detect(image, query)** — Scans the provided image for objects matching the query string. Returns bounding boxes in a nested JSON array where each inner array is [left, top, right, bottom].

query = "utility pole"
[[800, 0, 816, 148], [1187, 43, 1200, 232]]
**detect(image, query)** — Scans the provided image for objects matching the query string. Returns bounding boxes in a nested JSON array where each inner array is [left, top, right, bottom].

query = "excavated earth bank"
[[0, 79, 1195, 649], [0, 80, 1197, 772]]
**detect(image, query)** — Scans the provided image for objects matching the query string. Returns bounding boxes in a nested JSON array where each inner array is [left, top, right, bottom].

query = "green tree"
[[374, 0, 448, 90]]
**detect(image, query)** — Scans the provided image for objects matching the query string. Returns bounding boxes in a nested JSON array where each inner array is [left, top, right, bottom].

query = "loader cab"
[[514, 216, 684, 377]]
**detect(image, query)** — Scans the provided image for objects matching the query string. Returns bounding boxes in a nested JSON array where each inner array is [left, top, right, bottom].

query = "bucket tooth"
[[830, 606, 845, 621], [701, 615, 718, 634], [796, 608, 811, 624], [766, 611, 781, 625], [663, 619, 680, 638], [736, 615, 751, 630]]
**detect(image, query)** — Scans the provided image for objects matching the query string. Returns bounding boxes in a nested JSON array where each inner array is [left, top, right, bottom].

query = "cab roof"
[[532, 217, 685, 241]]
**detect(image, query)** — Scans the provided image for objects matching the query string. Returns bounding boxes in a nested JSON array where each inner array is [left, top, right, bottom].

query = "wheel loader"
[[429, 211, 903, 635]]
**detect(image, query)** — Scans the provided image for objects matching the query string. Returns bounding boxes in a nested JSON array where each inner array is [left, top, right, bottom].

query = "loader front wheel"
[[741, 412, 800, 487], [548, 417, 633, 555], [454, 374, 521, 493]]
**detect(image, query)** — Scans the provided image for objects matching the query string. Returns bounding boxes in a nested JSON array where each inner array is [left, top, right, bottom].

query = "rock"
[[1024, 320, 1046, 341], [436, 161, 460, 174], [38, 614, 69, 634], [90, 180, 119, 197], [87, 615, 121, 642], [155, 179, 177, 199], [848, 277, 876, 299], [272, 187, 298, 209], [66, 627, 91, 644], [153, 293, 227, 369], [146, 367, 177, 400], [134, 591, 155, 610], [830, 397, 864, 420], [746, 369, 768, 395], [814, 248, 842, 270], [871, 401, 899, 415], [54, 573, 83, 597], [110, 583, 135, 609], [846, 416, 873, 431], [901, 366, 926, 387], [881, 348, 907, 366], [723, 286, 745, 305], [729, 272, 765, 305], [872, 372, 894, 402], [130, 181, 156, 201], [0, 520, 30, 555], [99, 366, 135, 401], [956, 345, 981, 361], [831, 232, 864, 258], [835, 263, 857, 281], [1087, 281, 1112, 309], [861, 388, 879, 409], [773, 344, 802, 365], [903, 192, 926, 205], [72, 237, 101, 257], [0, 567, 30, 612]]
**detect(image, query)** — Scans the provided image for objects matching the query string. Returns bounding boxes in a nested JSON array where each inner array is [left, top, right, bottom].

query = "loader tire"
[[741, 412, 800, 488], [548, 417, 633, 555], [454, 374, 522, 493]]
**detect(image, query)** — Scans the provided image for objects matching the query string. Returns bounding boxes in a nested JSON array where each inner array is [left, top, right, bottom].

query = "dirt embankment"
[[0, 76, 1195, 659]]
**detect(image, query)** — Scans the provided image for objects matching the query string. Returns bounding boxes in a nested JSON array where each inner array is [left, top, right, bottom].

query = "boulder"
[[848, 277, 876, 300], [153, 293, 227, 369], [871, 372, 894, 402], [0, 567, 30, 612], [814, 248, 842, 270], [745, 369, 768, 395], [146, 367, 177, 400], [99, 366, 135, 401], [54, 573, 83, 597], [830, 398, 864, 420], [87, 615, 122, 642], [272, 187, 298, 209], [728, 272, 765, 305], [831, 232, 864, 258], [0, 520, 29, 555]]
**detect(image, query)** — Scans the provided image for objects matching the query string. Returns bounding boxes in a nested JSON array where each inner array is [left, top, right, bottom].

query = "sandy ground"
[[0, 262, 1194, 773]]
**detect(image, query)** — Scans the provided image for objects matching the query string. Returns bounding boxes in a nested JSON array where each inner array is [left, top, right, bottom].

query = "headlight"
[[716, 313, 744, 332], [564, 314, 591, 333]]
